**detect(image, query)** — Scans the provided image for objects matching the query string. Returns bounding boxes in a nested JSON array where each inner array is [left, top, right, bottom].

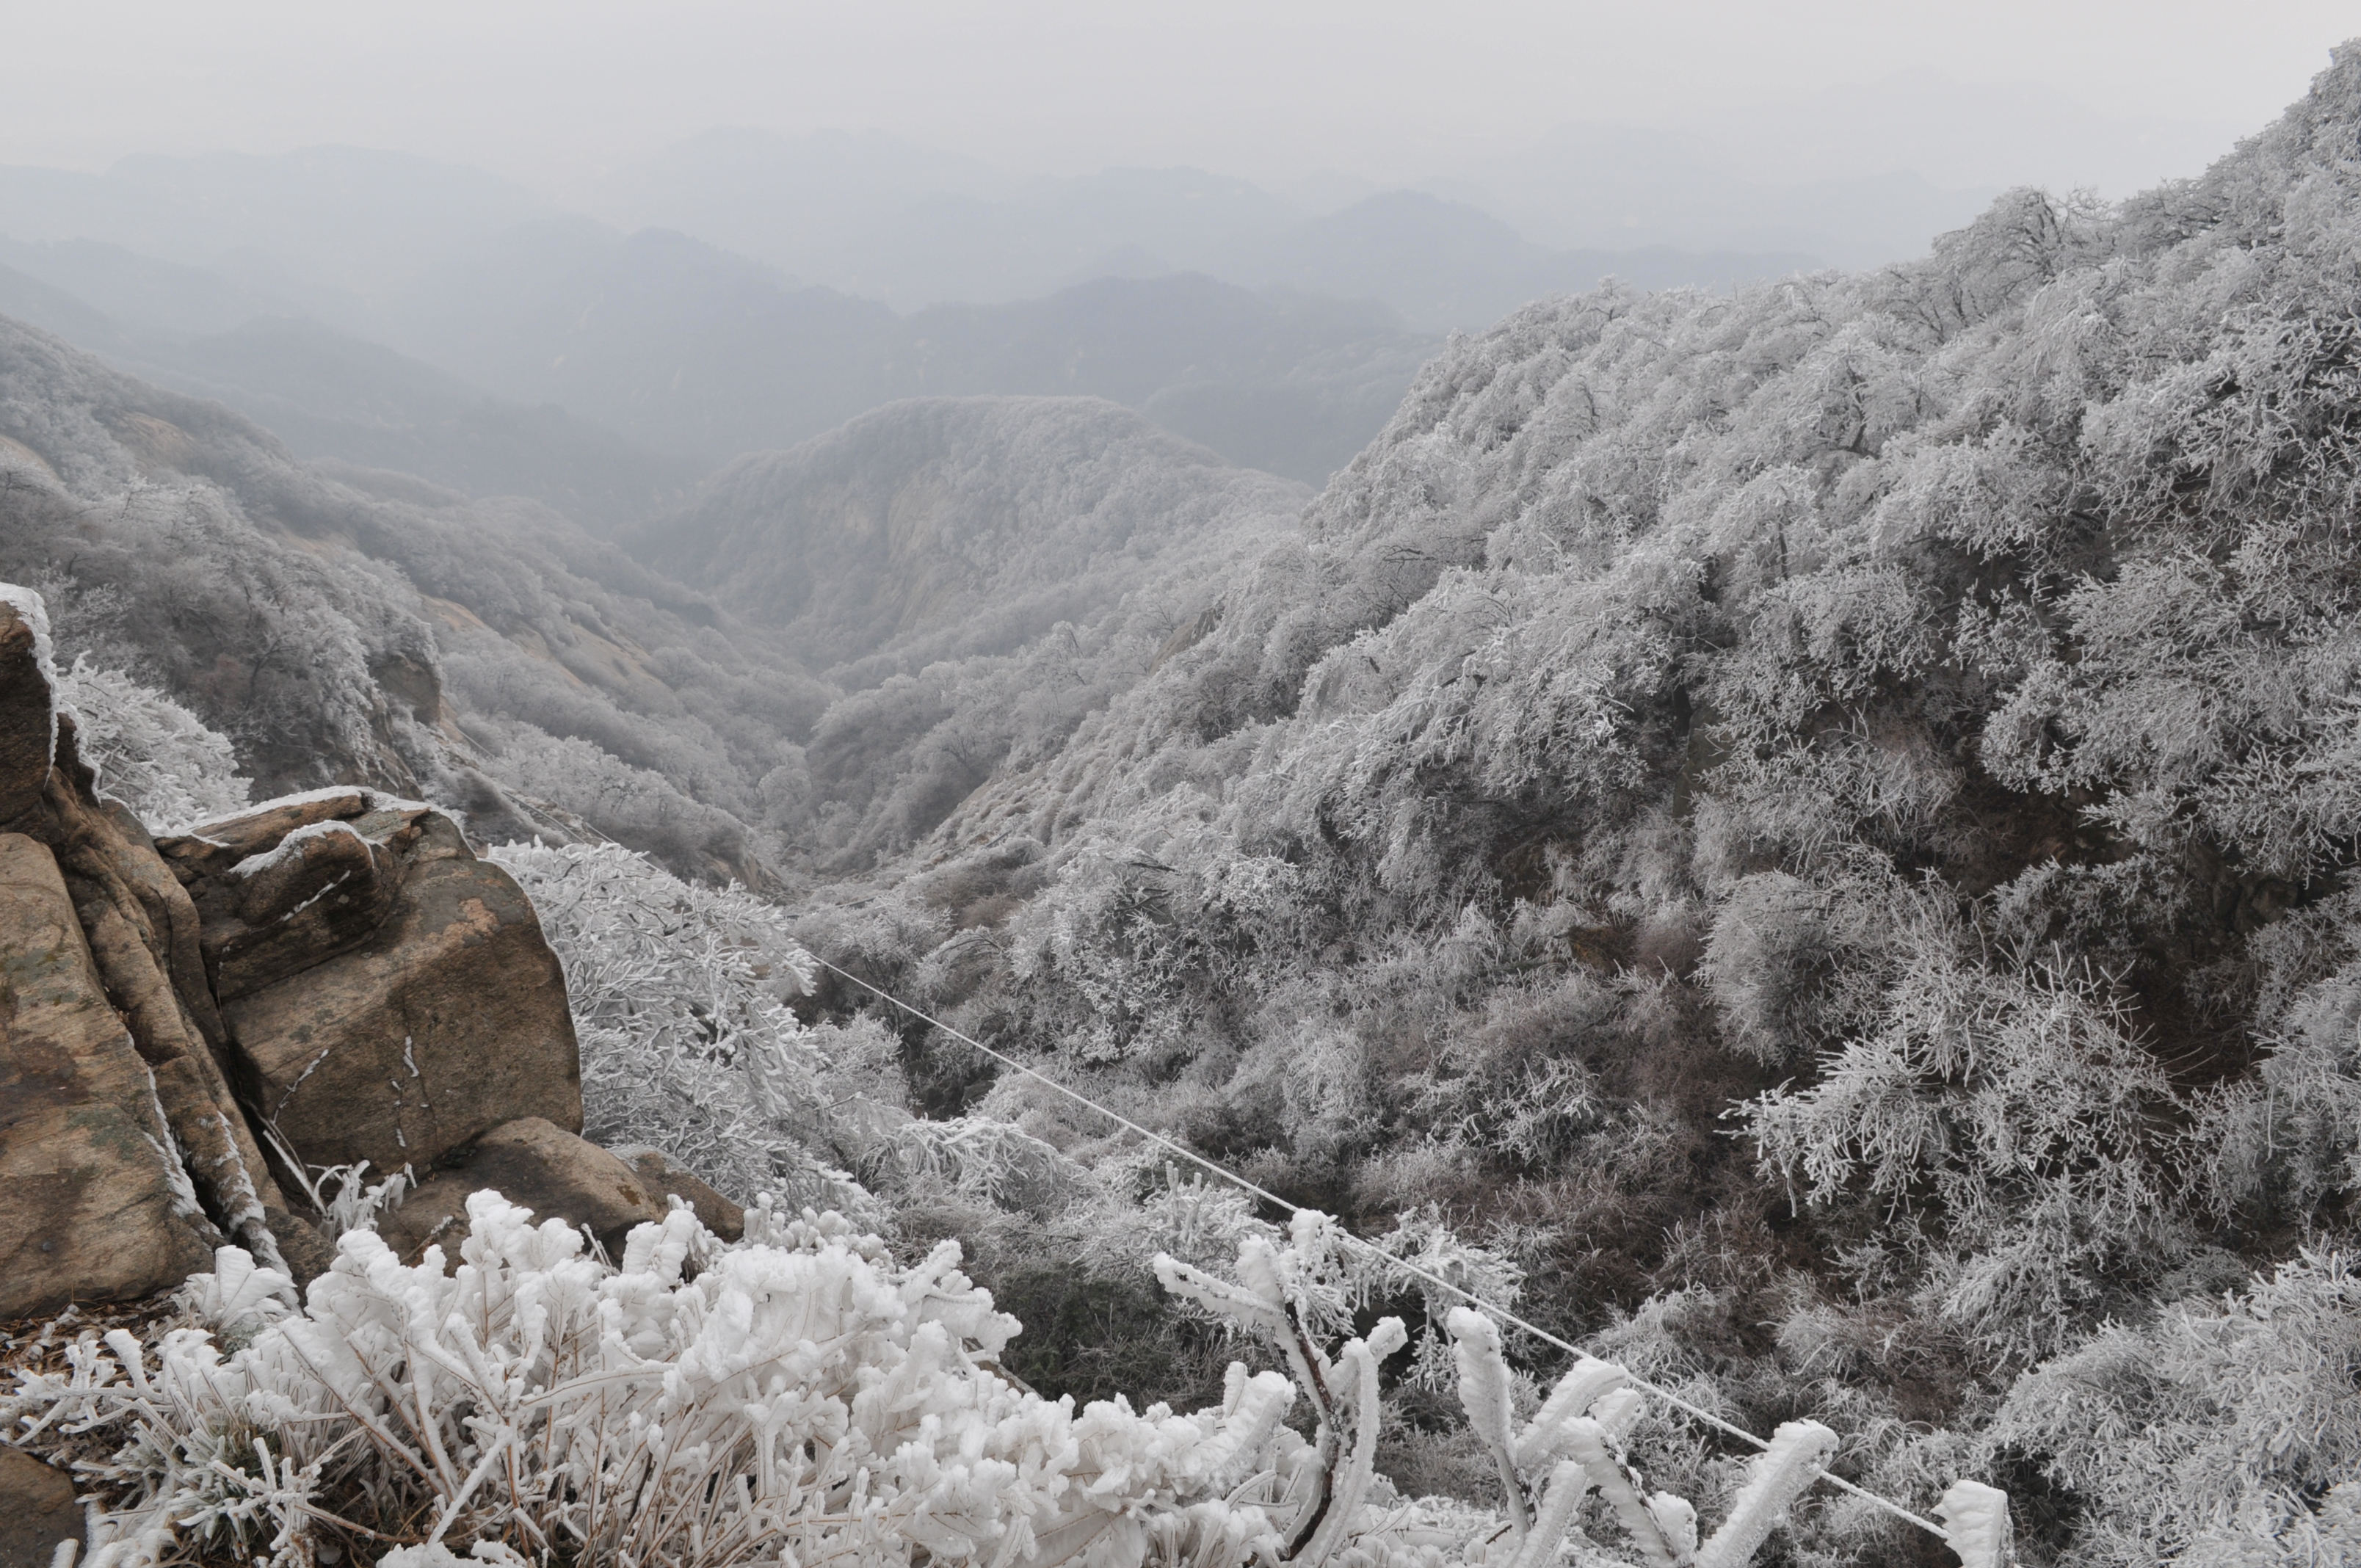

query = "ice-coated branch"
[[1155, 1250, 1293, 1337], [1506, 1461, 1594, 1568], [1448, 1307, 1531, 1536], [1935, 1480, 2014, 1568], [1694, 1420, 1837, 1568], [1293, 1327, 1393, 1568], [1513, 1352, 1631, 1470], [1563, 1415, 1682, 1568], [1647, 1492, 1700, 1561], [1194, 1369, 1296, 1490]]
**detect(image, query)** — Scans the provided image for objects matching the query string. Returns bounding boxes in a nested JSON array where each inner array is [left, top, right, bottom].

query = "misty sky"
[[7, 1, 2357, 198]]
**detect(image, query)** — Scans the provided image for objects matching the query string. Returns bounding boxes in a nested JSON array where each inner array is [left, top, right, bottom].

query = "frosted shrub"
[[1005, 805, 1306, 1067], [7, 1190, 2009, 1568], [481, 725, 760, 884], [57, 654, 251, 829], [869, 1114, 1089, 1216], [487, 840, 875, 1208], [1741, 914, 2183, 1357], [2191, 952, 2361, 1228], [1982, 1250, 2361, 1566], [4, 1199, 1310, 1568]]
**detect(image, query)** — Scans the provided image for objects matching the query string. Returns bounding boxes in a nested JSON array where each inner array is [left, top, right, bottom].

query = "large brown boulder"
[[168, 799, 582, 1177], [2, 589, 301, 1302], [0, 584, 588, 1313], [0, 832, 219, 1317], [0, 1448, 80, 1568], [164, 788, 405, 1001], [612, 1144, 745, 1241], [32, 757, 296, 1271], [375, 1118, 670, 1265]]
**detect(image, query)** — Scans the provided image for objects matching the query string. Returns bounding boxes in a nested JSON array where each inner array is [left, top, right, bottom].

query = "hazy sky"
[[6, 1, 2354, 193]]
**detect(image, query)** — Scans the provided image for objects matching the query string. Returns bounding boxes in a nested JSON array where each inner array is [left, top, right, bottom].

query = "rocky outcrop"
[[0, 830, 217, 1316], [376, 1117, 671, 1264], [163, 794, 581, 1179], [0, 586, 582, 1313], [612, 1144, 745, 1241], [0, 1449, 80, 1568], [0, 597, 50, 824], [0, 591, 272, 1311]]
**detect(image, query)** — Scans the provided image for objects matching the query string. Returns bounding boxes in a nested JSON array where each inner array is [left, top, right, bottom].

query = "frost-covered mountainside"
[[634, 397, 1306, 867], [0, 327, 1307, 879], [0, 315, 824, 878], [642, 397, 1303, 672], [774, 46, 2361, 1566], [12, 50, 2361, 1563]]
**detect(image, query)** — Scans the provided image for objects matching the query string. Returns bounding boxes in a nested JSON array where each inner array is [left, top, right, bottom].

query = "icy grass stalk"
[[1504, 1463, 1592, 1568], [1447, 1307, 1529, 1539], [1513, 1353, 1629, 1470], [1693, 1421, 1838, 1568], [1564, 1417, 1682, 1568]]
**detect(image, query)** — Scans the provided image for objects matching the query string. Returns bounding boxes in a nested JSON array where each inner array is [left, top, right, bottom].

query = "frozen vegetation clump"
[[55, 654, 252, 828], [487, 839, 893, 1211], [5, 1199, 2017, 1568]]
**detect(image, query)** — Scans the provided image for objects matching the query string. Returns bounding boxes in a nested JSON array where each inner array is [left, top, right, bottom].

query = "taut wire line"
[[807, 952, 1949, 1541]]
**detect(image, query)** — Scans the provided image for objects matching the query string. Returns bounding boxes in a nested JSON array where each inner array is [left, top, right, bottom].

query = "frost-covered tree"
[[57, 654, 252, 828], [487, 840, 894, 1209]]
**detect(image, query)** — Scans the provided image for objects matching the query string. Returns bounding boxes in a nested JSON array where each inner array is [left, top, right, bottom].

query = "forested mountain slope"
[[0, 324, 1310, 882], [0, 313, 826, 879], [642, 396, 1304, 672], [781, 46, 2361, 1565], [636, 397, 1306, 867]]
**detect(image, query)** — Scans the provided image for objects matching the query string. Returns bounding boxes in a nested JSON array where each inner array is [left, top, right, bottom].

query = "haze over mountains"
[[0, 84, 2073, 508], [0, 67, 2252, 522]]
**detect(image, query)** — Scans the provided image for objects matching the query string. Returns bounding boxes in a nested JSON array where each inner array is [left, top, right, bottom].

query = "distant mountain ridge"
[[633, 396, 1306, 674], [0, 145, 549, 307], [0, 258, 694, 526], [381, 221, 1437, 484], [573, 132, 1825, 325], [1216, 190, 1818, 331], [0, 136, 1843, 495]]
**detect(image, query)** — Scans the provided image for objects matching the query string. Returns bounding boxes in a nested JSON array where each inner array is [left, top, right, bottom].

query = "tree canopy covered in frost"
[[777, 45, 2361, 1567], [487, 839, 889, 1210], [57, 653, 252, 828]]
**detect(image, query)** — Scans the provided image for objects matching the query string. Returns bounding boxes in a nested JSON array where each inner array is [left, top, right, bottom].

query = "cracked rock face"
[[0, 831, 218, 1317], [163, 794, 584, 1180], [1, 586, 584, 1313]]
